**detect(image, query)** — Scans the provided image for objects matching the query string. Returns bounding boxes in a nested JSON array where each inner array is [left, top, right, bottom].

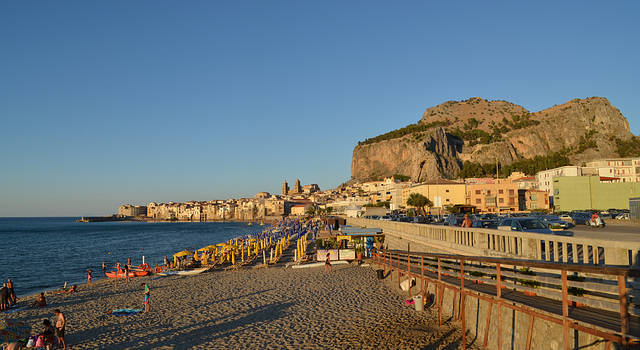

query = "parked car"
[[538, 215, 570, 229], [569, 212, 592, 225], [413, 216, 430, 224], [558, 214, 573, 222], [497, 218, 553, 234], [378, 216, 392, 221], [472, 220, 499, 229], [446, 216, 466, 227], [397, 216, 414, 223], [616, 213, 630, 220]]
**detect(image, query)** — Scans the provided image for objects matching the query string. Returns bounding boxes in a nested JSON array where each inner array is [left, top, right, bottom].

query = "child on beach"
[[87, 269, 92, 284], [141, 283, 150, 312], [324, 252, 332, 273]]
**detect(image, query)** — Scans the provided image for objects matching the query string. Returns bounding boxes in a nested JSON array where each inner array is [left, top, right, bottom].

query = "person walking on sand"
[[87, 269, 92, 284], [102, 261, 106, 272], [324, 252, 332, 273], [141, 283, 150, 312], [54, 309, 67, 350]]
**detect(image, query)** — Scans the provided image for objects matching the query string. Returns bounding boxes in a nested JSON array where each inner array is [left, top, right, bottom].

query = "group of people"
[[37, 309, 66, 350], [0, 279, 17, 309]]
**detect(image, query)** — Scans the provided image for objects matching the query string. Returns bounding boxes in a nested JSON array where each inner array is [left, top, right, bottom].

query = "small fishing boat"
[[157, 267, 209, 276], [105, 270, 150, 278]]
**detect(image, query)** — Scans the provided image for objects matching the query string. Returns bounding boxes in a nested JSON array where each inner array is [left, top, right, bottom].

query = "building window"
[[499, 189, 504, 194], [499, 198, 504, 204], [446, 189, 450, 193], [476, 198, 481, 204], [475, 190, 481, 195]]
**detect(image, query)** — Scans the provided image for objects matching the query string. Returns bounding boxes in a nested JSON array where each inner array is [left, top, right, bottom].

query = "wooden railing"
[[374, 249, 640, 349]]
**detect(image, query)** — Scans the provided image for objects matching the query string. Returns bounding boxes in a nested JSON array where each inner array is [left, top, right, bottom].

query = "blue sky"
[[1, 1, 639, 217]]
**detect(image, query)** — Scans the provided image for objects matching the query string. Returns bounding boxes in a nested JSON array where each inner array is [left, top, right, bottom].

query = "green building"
[[553, 176, 640, 211]]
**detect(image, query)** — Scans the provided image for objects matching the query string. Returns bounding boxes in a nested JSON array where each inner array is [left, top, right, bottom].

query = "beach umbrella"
[[0, 318, 31, 345], [173, 250, 194, 258], [193, 250, 199, 261], [197, 246, 217, 252]]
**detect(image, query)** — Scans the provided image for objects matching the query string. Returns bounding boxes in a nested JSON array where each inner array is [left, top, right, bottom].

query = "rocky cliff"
[[351, 97, 636, 182]]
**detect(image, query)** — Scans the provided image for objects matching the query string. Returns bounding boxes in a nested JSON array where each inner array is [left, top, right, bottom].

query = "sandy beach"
[[6, 260, 476, 350]]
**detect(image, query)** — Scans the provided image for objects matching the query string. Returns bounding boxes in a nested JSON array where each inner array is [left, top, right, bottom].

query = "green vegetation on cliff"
[[357, 120, 450, 146], [612, 135, 640, 157], [457, 151, 571, 178]]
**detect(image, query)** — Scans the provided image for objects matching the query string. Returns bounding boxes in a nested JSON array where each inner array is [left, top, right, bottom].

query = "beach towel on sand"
[[107, 309, 143, 316]]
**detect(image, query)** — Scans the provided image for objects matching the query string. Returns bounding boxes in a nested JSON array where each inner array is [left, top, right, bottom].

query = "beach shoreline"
[[4, 261, 475, 349]]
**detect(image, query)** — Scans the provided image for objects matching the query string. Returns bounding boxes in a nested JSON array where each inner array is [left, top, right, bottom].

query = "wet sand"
[[7, 261, 476, 350]]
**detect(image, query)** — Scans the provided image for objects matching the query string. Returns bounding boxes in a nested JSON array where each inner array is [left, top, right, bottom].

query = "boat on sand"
[[105, 270, 150, 278], [157, 267, 209, 276]]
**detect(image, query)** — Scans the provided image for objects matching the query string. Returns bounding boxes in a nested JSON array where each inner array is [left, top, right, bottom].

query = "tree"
[[406, 193, 433, 215], [305, 206, 316, 216]]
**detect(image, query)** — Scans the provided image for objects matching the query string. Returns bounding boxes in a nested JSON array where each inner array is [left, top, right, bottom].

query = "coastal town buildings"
[[118, 204, 147, 217], [402, 179, 466, 214], [118, 159, 640, 221]]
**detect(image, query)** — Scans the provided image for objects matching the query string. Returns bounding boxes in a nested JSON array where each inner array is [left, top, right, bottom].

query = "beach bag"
[[26, 338, 34, 348], [35, 336, 43, 348]]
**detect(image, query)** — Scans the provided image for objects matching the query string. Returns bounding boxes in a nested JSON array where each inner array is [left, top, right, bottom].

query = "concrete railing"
[[347, 218, 640, 268]]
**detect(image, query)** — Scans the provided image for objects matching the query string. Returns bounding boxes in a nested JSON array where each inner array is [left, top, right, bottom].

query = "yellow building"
[[402, 179, 466, 214]]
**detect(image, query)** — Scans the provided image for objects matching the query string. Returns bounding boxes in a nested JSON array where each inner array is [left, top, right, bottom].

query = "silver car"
[[538, 215, 570, 229], [497, 218, 553, 234]]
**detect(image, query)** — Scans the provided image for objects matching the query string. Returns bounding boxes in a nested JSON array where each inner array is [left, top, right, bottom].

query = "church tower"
[[293, 179, 302, 193], [282, 180, 289, 196]]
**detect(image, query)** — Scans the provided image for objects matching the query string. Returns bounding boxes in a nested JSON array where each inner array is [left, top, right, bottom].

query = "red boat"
[[105, 269, 149, 278]]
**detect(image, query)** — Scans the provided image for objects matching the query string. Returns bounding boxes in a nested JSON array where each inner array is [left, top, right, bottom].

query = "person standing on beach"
[[124, 263, 130, 283], [54, 309, 67, 350], [102, 261, 106, 271], [87, 269, 92, 284], [141, 283, 150, 312], [7, 279, 16, 306], [0, 283, 8, 310]]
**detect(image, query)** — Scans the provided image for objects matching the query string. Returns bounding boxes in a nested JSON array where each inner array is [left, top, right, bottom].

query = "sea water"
[[0, 217, 266, 298]]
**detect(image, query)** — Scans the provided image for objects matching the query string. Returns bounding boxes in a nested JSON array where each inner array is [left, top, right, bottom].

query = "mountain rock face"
[[351, 97, 635, 182]]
